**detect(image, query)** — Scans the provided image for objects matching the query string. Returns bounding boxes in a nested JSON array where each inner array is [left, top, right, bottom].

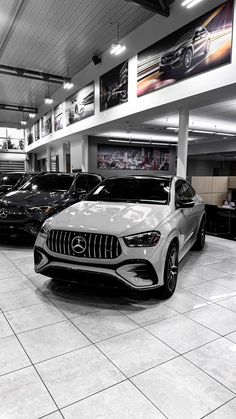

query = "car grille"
[[46, 230, 122, 259]]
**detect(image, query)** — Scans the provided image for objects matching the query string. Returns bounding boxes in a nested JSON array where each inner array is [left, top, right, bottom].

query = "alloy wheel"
[[167, 247, 178, 292]]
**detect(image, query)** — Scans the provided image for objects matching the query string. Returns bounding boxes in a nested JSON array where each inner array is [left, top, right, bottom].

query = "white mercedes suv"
[[34, 175, 205, 298]]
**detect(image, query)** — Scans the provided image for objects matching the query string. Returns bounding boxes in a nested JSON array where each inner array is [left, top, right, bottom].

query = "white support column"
[[177, 107, 189, 179], [46, 146, 51, 172], [81, 135, 88, 172]]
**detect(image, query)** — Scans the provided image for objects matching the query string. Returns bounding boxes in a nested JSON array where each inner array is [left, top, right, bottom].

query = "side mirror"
[[176, 199, 194, 209]]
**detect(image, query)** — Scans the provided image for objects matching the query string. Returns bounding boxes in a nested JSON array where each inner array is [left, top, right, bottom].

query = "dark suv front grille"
[[46, 230, 122, 259]]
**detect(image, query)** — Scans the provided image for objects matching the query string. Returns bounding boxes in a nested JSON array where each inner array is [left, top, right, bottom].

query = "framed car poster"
[[137, 0, 233, 97], [100, 61, 128, 111], [54, 103, 63, 131], [65, 82, 94, 126], [41, 111, 52, 138]]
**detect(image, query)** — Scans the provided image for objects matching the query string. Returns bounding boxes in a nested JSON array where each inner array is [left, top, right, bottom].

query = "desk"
[[218, 206, 235, 235]]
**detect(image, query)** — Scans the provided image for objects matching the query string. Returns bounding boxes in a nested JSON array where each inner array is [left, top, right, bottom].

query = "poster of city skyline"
[[97, 144, 170, 171]]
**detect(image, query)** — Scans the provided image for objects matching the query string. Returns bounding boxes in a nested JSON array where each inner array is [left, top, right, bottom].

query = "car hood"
[[0, 190, 66, 207], [48, 200, 171, 236]]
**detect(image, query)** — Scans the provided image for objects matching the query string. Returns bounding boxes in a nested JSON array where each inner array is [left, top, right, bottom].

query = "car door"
[[175, 180, 199, 249]]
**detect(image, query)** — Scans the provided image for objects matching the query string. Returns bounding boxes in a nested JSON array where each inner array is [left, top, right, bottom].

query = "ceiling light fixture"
[[44, 84, 53, 105], [167, 126, 236, 136], [63, 79, 74, 90], [63, 67, 74, 89], [181, 0, 204, 8], [110, 22, 126, 55], [29, 113, 36, 118], [20, 112, 27, 125], [108, 139, 130, 143], [166, 127, 179, 132]]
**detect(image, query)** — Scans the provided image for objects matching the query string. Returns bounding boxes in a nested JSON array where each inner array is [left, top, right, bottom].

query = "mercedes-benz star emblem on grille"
[[0, 208, 8, 218], [71, 235, 87, 254]]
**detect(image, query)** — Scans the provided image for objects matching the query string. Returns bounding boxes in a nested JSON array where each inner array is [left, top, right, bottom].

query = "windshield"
[[20, 174, 74, 192], [86, 177, 171, 204], [0, 173, 22, 186]]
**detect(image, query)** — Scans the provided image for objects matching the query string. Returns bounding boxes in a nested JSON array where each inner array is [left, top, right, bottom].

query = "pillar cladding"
[[46, 146, 51, 172], [81, 135, 88, 172], [177, 107, 189, 179]]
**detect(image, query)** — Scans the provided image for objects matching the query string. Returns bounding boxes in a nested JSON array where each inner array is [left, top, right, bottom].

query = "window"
[[74, 175, 88, 191], [87, 177, 171, 204], [87, 174, 102, 189]]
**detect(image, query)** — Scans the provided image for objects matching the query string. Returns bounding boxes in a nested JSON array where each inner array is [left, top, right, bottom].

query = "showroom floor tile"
[[0, 235, 236, 418]]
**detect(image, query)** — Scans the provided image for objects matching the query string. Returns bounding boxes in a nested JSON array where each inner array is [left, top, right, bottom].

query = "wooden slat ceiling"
[[0, 0, 153, 127]]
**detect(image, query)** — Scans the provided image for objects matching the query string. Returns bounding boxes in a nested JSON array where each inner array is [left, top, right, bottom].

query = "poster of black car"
[[41, 111, 52, 138], [100, 61, 128, 111], [54, 103, 63, 131], [137, 0, 233, 97], [65, 82, 94, 126], [97, 144, 170, 171]]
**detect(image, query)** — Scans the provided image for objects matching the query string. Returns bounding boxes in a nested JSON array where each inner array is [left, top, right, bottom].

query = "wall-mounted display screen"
[[137, 0, 233, 97], [54, 103, 63, 131], [100, 61, 128, 111], [65, 82, 94, 126], [97, 144, 170, 171], [41, 111, 52, 138]]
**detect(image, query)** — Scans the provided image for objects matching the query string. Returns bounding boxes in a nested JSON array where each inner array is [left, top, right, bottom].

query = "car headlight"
[[28, 206, 54, 215], [175, 48, 184, 57], [124, 231, 161, 247], [38, 221, 50, 238]]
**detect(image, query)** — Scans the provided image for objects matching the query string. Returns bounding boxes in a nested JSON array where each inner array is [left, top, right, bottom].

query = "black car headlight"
[[175, 48, 184, 57], [38, 221, 50, 238], [124, 231, 161, 247]]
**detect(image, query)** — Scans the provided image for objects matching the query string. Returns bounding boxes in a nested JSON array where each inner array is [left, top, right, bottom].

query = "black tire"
[[159, 242, 179, 299], [192, 217, 206, 251], [183, 48, 193, 70]]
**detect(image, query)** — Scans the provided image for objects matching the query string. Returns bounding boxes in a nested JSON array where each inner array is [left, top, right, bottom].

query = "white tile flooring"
[[0, 235, 236, 418]]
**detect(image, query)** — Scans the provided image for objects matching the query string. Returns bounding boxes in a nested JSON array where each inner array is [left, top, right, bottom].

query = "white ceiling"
[[0, 0, 153, 126]]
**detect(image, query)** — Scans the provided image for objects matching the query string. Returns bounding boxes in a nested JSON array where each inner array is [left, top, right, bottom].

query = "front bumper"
[[34, 244, 161, 291]]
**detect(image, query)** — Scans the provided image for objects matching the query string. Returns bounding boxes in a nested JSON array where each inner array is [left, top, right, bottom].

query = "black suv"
[[0, 172, 39, 195], [160, 26, 211, 73], [0, 172, 103, 236]]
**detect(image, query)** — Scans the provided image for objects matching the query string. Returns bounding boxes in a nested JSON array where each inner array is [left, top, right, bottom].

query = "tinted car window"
[[175, 180, 195, 200], [87, 178, 171, 204], [0, 173, 22, 186], [74, 175, 88, 190], [87, 175, 102, 189], [21, 174, 74, 192]]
